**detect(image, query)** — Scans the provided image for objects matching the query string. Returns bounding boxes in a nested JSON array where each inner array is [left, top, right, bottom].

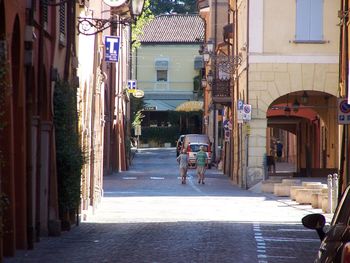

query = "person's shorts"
[[197, 166, 206, 175]]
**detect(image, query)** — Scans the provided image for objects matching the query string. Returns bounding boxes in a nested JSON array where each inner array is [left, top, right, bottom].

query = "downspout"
[[234, 0, 239, 183], [339, 0, 345, 196], [344, 0, 349, 188], [245, 0, 250, 189], [213, 0, 218, 163]]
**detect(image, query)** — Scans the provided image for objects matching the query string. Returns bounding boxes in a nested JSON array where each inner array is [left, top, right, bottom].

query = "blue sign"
[[128, 80, 137, 89], [105, 36, 120, 62]]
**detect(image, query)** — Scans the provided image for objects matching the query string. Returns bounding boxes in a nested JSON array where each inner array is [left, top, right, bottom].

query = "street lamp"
[[201, 78, 207, 88], [207, 70, 213, 85], [131, 0, 145, 17], [77, 0, 145, 36]]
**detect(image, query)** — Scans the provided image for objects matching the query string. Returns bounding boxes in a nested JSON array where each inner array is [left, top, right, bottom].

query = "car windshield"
[[190, 144, 208, 152]]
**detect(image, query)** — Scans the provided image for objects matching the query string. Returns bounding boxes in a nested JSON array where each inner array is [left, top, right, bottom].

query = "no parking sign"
[[338, 98, 350, 124]]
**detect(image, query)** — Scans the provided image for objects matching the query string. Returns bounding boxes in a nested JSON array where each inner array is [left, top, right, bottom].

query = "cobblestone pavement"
[[4, 148, 328, 263]]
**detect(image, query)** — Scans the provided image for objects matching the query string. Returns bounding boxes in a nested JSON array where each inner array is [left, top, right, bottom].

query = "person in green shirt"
[[196, 146, 207, 184]]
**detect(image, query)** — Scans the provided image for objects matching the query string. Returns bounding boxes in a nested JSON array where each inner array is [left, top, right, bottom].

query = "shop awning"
[[144, 99, 187, 111], [175, 101, 203, 112]]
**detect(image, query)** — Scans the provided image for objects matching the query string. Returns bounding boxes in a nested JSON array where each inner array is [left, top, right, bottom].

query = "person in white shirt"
[[176, 149, 188, 184]]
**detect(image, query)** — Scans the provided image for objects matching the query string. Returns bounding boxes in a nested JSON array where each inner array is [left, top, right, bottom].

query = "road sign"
[[105, 36, 120, 63], [243, 104, 252, 121], [128, 80, 137, 89], [338, 98, 350, 124]]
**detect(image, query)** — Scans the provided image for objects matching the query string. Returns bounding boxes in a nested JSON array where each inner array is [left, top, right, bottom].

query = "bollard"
[[327, 174, 333, 213], [332, 173, 339, 213]]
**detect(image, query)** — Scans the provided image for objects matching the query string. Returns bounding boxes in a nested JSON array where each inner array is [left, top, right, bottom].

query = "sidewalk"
[[249, 172, 334, 224]]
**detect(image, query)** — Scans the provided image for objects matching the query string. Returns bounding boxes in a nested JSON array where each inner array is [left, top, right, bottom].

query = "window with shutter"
[[59, 3, 66, 45], [295, 0, 324, 42], [40, 0, 48, 25]]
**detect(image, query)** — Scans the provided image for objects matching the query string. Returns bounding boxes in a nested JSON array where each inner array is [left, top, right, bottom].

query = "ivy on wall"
[[53, 80, 84, 220]]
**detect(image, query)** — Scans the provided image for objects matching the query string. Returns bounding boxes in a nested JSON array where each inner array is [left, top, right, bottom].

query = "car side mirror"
[[302, 213, 326, 240]]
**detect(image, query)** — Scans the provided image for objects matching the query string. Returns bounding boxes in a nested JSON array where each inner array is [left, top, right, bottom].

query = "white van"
[[182, 134, 212, 168]]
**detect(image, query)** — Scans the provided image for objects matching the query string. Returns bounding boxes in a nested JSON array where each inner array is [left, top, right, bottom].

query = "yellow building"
[[136, 14, 205, 136], [199, 0, 340, 187]]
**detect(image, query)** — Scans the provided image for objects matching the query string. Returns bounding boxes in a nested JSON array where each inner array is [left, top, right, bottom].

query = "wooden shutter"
[[59, 4, 66, 36], [295, 0, 311, 41], [309, 0, 323, 40], [40, 0, 48, 24]]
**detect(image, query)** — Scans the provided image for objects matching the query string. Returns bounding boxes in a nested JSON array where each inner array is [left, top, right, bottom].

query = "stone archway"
[[266, 90, 339, 177], [245, 63, 338, 187], [11, 15, 28, 249]]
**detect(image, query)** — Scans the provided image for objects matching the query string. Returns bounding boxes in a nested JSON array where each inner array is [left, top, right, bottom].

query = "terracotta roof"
[[139, 14, 205, 43]]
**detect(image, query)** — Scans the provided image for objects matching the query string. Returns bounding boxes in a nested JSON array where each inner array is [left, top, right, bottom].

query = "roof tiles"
[[139, 14, 205, 44]]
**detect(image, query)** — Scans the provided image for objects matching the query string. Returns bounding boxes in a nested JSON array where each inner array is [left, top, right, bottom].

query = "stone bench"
[[310, 189, 329, 209], [295, 188, 325, 204], [261, 179, 283, 193], [290, 183, 327, 201], [273, 179, 302, 197]]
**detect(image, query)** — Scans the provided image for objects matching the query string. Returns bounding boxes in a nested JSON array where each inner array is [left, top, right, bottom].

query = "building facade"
[[199, 0, 340, 188], [136, 14, 205, 136]]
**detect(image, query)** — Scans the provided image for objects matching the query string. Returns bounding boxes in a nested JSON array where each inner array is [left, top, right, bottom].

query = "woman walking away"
[[177, 149, 188, 184]]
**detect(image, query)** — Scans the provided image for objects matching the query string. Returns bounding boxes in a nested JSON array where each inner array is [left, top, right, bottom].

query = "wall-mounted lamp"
[[207, 70, 213, 85], [292, 98, 300, 112], [201, 78, 207, 88], [206, 39, 214, 53], [77, 0, 145, 35], [203, 49, 210, 62], [284, 105, 291, 117], [301, 91, 309, 104]]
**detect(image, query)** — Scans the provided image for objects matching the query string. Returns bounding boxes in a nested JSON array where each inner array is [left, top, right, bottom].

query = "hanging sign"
[[103, 0, 127, 7], [105, 36, 120, 63], [133, 89, 144, 98], [338, 98, 350, 124]]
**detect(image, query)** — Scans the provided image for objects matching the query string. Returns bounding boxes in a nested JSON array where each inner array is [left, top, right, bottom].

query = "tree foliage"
[[132, 0, 154, 49], [150, 0, 197, 15]]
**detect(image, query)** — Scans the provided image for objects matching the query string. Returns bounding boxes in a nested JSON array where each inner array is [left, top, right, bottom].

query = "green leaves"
[[53, 81, 84, 213]]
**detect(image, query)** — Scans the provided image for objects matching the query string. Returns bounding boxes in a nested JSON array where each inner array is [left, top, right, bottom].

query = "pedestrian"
[[176, 149, 188, 184], [276, 140, 283, 162], [196, 145, 207, 184]]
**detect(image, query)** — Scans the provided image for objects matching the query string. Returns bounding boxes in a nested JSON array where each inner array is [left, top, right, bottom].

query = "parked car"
[[176, 135, 185, 157], [182, 134, 211, 153], [186, 142, 212, 169], [302, 184, 350, 262]]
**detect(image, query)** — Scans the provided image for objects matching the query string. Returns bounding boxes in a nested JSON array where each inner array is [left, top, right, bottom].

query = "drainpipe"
[[245, 0, 250, 189], [212, 0, 218, 164], [344, 0, 349, 188]]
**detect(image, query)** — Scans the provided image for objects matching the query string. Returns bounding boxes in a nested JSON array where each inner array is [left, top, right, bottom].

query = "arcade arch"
[[266, 90, 339, 177]]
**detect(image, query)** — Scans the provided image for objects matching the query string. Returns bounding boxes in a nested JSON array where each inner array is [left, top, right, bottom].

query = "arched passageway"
[[267, 90, 338, 177]]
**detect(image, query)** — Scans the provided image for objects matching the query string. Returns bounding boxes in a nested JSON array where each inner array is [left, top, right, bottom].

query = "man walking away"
[[196, 146, 207, 184]]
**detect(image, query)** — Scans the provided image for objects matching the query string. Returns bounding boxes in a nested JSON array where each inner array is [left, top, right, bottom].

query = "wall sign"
[[105, 36, 120, 63], [338, 98, 350, 124]]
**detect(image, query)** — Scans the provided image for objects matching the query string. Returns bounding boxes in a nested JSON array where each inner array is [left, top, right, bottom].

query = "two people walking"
[[176, 146, 207, 184]]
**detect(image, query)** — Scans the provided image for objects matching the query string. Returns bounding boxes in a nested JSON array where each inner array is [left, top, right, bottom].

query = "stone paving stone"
[[4, 148, 328, 263]]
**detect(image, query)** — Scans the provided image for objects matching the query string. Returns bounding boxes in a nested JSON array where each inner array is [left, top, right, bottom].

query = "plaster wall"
[[137, 45, 200, 94]]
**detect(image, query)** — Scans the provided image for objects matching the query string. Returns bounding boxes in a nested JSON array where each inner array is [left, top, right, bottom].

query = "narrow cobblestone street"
[[5, 148, 325, 263]]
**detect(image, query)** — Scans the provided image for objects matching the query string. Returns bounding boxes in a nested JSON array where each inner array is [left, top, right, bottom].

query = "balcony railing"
[[212, 79, 231, 104]]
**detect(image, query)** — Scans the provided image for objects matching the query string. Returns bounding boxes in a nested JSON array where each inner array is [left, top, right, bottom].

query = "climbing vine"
[[53, 80, 84, 222]]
